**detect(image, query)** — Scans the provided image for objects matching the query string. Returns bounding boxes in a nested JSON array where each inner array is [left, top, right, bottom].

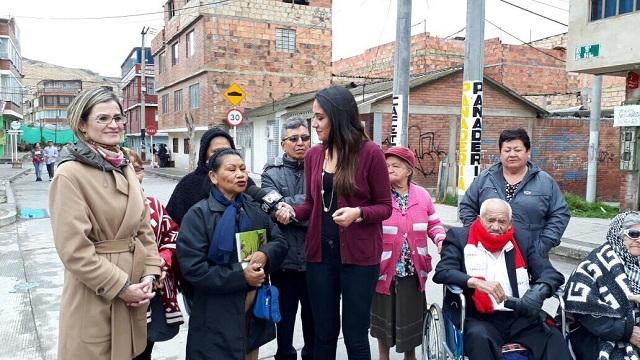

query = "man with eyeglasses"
[[261, 117, 314, 360]]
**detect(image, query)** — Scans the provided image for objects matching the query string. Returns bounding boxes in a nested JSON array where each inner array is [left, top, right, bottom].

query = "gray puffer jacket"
[[261, 154, 307, 271], [458, 161, 571, 257]]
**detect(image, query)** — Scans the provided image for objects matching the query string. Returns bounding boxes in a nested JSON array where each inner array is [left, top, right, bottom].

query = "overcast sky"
[[4, 0, 569, 78]]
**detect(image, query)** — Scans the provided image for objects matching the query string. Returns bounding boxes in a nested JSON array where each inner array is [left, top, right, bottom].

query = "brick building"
[[120, 47, 160, 160], [332, 32, 626, 113], [151, 0, 332, 170], [0, 17, 24, 157], [32, 80, 81, 127], [249, 67, 622, 201]]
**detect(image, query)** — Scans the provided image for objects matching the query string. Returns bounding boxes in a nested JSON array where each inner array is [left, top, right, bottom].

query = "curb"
[[0, 167, 30, 227], [145, 168, 184, 181], [146, 168, 262, 185]]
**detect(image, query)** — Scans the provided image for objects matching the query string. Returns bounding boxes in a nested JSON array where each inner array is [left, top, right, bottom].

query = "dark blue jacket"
[[458, 161, 570, 256], [177, 193, 288, 359]]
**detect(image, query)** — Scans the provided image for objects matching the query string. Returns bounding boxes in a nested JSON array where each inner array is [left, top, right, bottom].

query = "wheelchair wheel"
[[422, 303, 446, 360]]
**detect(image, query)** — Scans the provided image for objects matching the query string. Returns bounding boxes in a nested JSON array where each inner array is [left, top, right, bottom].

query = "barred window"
[[172, 138, 179, 153], [171, 42, 179, 66], [591, 0, 640, 20], [275, 28, 296, 53], [161, 94, 169, 113], [174, 89, 182, 112], [189, 83, 199, 108], [186, 31, 195, 58]]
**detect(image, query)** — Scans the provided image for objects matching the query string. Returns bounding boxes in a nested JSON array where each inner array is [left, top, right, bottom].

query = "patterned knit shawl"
[[607, 212, 640, 295], [564, 212, 640, 360]]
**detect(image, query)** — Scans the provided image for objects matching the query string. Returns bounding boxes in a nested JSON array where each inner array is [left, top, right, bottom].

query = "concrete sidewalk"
[[147, 167, 612, 260], [0, 163, 31, 227]]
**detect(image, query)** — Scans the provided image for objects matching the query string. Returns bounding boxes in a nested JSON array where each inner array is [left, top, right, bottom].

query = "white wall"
[[251, 119, 270, 174], [567, 0, 640, 73]]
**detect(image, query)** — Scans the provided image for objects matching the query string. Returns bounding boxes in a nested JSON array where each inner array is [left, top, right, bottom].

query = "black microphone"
[[246, 185, 298, 222]]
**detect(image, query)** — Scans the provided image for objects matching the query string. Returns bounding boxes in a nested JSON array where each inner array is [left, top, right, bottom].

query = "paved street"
[[0, 169, 582, 360]]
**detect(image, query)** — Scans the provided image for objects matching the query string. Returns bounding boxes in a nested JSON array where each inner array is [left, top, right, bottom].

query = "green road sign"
[[575, 44, 600, 60]]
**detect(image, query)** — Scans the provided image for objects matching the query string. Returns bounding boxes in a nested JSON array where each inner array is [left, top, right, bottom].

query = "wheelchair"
[[421, 284, 567, 360]]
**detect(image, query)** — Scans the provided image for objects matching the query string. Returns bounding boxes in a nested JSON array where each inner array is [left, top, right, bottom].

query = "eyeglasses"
[[623, 228, 640, 240], [283, 135, 311, 143], [133, 166, 145, 173], [94, 115, 127, 125]]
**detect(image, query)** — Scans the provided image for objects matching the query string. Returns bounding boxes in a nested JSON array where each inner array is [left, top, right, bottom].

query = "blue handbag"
[[253, 283, 281, 323]]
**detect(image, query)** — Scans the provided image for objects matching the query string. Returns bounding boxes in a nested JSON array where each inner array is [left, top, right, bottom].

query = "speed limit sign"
[[226, 109, 243, 126]]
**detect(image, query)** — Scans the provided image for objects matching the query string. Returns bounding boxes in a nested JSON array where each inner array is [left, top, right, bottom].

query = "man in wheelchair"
[[433, 199, 571, 360]]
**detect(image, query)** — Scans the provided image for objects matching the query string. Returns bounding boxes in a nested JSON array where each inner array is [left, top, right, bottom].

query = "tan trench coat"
[[50, 160, 162, 360]]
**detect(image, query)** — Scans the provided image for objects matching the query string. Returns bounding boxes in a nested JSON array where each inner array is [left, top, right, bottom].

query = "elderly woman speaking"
[[370, 146, 446, 360], [564, 212, 640, 360]]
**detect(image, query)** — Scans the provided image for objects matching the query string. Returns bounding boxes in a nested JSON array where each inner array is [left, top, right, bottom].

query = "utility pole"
[[391, 0, 411, 147], [457, 0, 486, 198], [586, 75, 602, 203], [140, 26, 149, 161]]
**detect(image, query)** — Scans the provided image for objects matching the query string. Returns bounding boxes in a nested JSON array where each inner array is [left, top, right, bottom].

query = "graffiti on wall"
[[408, 126, 447, 177]]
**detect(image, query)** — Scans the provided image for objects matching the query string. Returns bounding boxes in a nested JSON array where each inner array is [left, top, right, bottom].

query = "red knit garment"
[[467, 220, 525, 314]]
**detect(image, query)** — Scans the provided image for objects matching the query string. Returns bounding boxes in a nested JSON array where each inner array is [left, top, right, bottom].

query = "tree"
[[185, 112, 196, 171]]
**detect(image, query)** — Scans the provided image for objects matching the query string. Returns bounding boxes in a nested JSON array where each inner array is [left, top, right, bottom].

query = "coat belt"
[[94, 237, 145, 284], [94, 238, 136, 254]]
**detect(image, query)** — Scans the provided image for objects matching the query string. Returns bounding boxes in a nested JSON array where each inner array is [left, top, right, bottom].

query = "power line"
[[485, 19, 566, 63], [444, 27, 466, 39], [9, 0, 229, 21], [526, 0, 569, 12], [497, 0, 568, 26], [363, 0, 394, 84]]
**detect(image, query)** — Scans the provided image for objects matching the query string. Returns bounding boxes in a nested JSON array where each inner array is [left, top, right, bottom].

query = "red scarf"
[[467, 220, 525, 314]]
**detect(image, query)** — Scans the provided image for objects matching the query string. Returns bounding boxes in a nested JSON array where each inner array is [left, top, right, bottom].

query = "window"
[[167, 0, 176, 19], [174, 89, 182, 112], [189, 83, 199, 108], [591, 0, 640, 20], [158, 52, 166, 74], [186, 31, 195, 58], [171, 42, 179, 66], [184, 138, 190, 154], [44, 96, 55, 106], [147, 79, 155, 95], [275, 28, 296, 53], [172, 138, 179, 153], [58, 96, 71, 106], [162, 94, 169, 113]]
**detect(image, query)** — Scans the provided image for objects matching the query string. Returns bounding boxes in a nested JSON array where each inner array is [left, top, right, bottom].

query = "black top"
[[321, 171, 339, 245]]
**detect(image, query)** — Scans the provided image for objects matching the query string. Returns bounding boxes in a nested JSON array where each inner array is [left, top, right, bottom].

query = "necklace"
[[321, 153, 335, 212]]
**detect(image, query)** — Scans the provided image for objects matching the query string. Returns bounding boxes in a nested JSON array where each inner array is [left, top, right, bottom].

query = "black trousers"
[[464, 311, 571, 360], [306, 241, 379, 360], [271, 269, 315, 360]]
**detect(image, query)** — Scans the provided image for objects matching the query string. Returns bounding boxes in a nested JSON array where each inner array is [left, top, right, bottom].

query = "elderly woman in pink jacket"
[[370, 146, 446, 360]]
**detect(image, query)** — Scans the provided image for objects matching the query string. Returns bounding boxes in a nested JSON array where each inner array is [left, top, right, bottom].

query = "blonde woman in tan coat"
[[49, 87, 163, 360]]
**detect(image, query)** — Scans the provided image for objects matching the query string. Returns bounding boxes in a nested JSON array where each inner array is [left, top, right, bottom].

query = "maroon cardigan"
[[294, 141, 392, 266]]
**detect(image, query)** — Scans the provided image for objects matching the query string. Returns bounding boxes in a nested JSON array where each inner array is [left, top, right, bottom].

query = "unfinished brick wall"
[[333, 32, 626, 111], [152, 0, 332, 130]]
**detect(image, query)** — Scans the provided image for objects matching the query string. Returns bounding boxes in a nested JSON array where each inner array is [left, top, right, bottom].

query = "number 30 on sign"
[[226, 109, 243, 126]]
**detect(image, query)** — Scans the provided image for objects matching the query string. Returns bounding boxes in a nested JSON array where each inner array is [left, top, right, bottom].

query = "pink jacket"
[[376, 183, 446, 295]]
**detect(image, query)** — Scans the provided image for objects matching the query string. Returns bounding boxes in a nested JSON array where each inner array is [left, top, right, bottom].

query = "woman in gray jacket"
[[458, 128, 570, 257]]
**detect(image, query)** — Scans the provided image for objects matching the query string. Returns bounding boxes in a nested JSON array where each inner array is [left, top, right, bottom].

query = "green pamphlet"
[[236, 229, 267, 268]]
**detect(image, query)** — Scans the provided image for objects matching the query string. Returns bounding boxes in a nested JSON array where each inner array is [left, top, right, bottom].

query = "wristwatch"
[[355, 207, 364, 223]]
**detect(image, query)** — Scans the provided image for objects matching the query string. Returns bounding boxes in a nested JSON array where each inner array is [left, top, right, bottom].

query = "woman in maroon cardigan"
[[277, 86, 392, 360]]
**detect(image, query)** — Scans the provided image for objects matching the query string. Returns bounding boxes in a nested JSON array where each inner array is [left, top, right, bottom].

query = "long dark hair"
[[315, 86, 369, 196]]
